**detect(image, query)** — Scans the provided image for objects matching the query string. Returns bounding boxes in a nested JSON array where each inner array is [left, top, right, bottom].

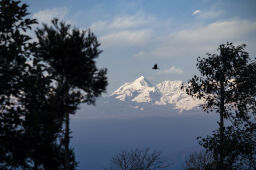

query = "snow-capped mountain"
[[111, 76, 203, 111], [77, 76, 204, 118]]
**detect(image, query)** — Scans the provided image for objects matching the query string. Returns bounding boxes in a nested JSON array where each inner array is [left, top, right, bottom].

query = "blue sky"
[[24, 0, 256, 94]]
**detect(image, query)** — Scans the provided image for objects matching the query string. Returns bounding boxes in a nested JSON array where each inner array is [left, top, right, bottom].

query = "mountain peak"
[[136, 75, 145, 80], [132, 76, 151, 87], [111, 76, 204, 110], [111, 76, 153, 101]]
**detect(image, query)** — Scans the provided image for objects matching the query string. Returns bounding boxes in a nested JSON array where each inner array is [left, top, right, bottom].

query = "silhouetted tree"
[[0, 0, 37, 168], [182, 42, 256, 169], [21, 62, 68, 169], [183, 150, 216, 170], [184, 125, 256, 170], [107, 148, 168, 170], [200, 124, 256, 169], [35, 18, 108, 169], [0, 0, 68, 168], [0, 0, 106, 169]]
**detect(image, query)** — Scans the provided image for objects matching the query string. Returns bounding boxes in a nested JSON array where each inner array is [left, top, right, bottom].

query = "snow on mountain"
[[112, 76, 203, 111], [76, 76, 204, 118], [112, 76, 155, 103]]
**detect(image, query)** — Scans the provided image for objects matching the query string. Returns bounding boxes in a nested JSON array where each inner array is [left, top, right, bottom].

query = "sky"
[[23, 0, 256, 94]]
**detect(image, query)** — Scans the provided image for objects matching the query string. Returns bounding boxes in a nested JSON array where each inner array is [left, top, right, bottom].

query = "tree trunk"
[[219, 78, 225, 170], [59, 79, 70, 170], [64, 111, 70, 170], [34, 161, 38, 170]]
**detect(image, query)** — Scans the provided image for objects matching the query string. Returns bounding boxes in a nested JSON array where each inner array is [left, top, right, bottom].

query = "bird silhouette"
[[152, 64, 159, 70]]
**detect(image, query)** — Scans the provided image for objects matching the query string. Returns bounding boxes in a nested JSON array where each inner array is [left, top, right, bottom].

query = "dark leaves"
[[182, 42, 256, 168]]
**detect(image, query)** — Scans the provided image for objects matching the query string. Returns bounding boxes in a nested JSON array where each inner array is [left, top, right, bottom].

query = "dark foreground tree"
[[184, 125, 256, 170], [0, 0, 108, 169], [21, 63, 71, 169], [182, 42, 256, 169], [0, 0, 69, 168], [0, 0, 37, 168], [107, 148, 168, 170], [35, 18, 108, 169], [200, 124, 256, 169]]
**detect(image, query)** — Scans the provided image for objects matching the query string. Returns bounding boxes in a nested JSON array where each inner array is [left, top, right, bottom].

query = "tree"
[[182, 42, 256, 169], [199, 124, 256, 169], [0, 0, 107, 168], [183, 150, 216, 170], [21, 62, 68, 169], [0, 0, 70, 168], [0, 0, 37, 168], [107, 148, 168, 170], [35, 18, 108, 169]]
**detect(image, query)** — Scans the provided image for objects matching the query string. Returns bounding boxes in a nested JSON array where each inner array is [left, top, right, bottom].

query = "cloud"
[[193, 9, 221, 19], [88, 11, 256, 66], [172, 19, 256, 43], [90, 13, 158, 48], [101, 30, 152, 48], [135, 19, 256, 59], [193, 10, 201, 15], [196, 10, 222, 19], [33, 7, 69, 25], [158, 66, 184, 74], [91, 13, 155, 33], [110, 14, 154, 29]]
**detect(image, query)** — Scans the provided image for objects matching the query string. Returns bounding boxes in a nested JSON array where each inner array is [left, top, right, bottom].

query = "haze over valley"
[[72, 76, 217, 169]]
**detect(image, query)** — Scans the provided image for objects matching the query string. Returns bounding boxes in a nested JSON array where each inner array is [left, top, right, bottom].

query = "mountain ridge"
[[77, 76, 204, 118], [111, 76, 203, 111]]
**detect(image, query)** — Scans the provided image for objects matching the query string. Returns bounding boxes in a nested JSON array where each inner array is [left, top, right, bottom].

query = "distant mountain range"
[[77, 76, 204, 118]]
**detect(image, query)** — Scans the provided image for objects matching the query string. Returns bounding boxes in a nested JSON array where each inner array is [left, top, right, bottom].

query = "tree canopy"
[[35, 18, 108, 170], [183, 42, 256, 169], [0, 0, 108, 169]]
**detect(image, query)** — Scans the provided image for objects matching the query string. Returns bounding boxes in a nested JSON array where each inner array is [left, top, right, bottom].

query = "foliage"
[[35, 18, 108, 104], [34, 18, 108, 169], [183, 150, 216, 170], [199, 124, 256, 169], [182, 42, 256, 169], [0, 0, 37, 168], [107, 148, 168, 170], [0, 0, 107, 169], [183, 42, 250, 116]]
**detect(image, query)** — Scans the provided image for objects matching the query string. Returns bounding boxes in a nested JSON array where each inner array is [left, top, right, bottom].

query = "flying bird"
[[152, 64, 159, 70]]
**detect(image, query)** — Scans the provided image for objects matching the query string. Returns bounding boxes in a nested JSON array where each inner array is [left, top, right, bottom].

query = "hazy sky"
[[24, 0, 256, 94]]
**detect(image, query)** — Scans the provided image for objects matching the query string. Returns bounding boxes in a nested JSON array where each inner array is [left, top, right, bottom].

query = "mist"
[[71, 113, 218, 169]]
